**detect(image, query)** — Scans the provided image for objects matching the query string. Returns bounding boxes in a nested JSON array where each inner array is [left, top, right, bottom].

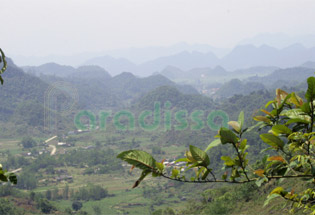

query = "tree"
[[20, 137, 37, 148], [0, 48, 7, 84], [72, 201, 83, 211], [0, 49, 17, 185], [45, 190, 52, 200], [37, 198, 56, 214], [63, 184, 69, 200], [16, 172, 37, 190], [118, 76, 315, 213]]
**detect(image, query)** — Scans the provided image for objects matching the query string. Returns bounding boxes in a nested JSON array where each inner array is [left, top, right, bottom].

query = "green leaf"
[[222, 172, 228, 180], [305, 77, 315, 102], [171, 168, 179, 179], [290, 92, 303, 107], [260, 133, 284, 149], [270, 187, 286, 196], [255, 177, 267, 187], [219, 127, 238, 144], [0, 173, 8, 182], [246, 122, 264, 132], [202, 169, 211, 180], [238, 111, 244, 130], [221, 156, 235, 166], [253, 116, 271, 123], [6, 173, 17, 185], [285, 118, 310, 125], [155, 162, 164, 172], [281, 109, 310, 120], [271, 125, 292, 135], [264, 193, 281, 207], [239, 139, 247, 150], [189, 145, 210, 167], [228, 121, 240, 133], [231, 168, 240, 178], [204, 139, 221, 152], [175, 158, 189, 163], [265, 100, 275, 108], [132, 170, 151, 188], [117, 150, 156, 171], [301, 102, 311, 114], [196, 167, 205, 178]]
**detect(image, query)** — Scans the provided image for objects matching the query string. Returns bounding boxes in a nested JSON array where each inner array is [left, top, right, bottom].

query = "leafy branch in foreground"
[[0, 48, 7, 85], [117, 76, 315, 214], [0, 48, 16, 185]]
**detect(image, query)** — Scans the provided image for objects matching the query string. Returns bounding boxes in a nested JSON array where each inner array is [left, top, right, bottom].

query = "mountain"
[[0, 58, 49, 120], [159, 65, 277, 87], [83, 51, 219, 77], [11, 42, 228, 67], [247, 67, 315, 88], [215, 79, 266, 98], [32, 64, 199, 110], [22, 63, 76, 77], [105, 42, 229, 63], [0, 59, 199, 136], [74, 72, 199, 109], [160, 65, 228, 81], [301, 61, 315, 69], [220, 44, 315, 70], [83, 55, 137, 76], [135, 51, 219, 76], [83, 44, 315, 76], [69, 65, 111, 80], [233, 66, 278, 76], [159, 66, 184, 80], [0, 59, 72, 136], [133, 85, 215, 112], [239, 33, 315, 48]]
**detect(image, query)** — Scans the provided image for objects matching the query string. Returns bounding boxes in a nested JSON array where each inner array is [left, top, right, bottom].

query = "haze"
[[2, 0, 315, 60]]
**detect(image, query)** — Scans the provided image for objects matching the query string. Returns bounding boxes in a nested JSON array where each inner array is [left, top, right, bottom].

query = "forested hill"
[[133, 85, 216, 112], [0, 59, 200, 136], [0, 58, 49, 122], [215, 79, 266, 98], [247, 67, 315, 88], [37, 67, 199, 110], [23, 62, 76, 77], [211, 67, 315, 98]]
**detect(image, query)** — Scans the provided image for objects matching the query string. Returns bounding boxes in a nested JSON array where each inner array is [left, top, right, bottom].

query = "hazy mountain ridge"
[[20, 61, 199, 110], [22, 63, 77, 77], [239, 33, 315, 48], [83, 43, 315, 76], [247, 67, 315, 88]]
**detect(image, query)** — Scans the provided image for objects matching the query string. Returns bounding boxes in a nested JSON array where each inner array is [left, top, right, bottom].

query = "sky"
[[1, 0, 315, 57]]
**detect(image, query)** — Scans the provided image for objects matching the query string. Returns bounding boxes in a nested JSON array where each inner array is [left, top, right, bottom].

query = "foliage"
[[72, 201, 83, 211], [0, 49, 17, 185], [72, 184, 108, 201], [16, 172, 37, 190], [0, 164, 17, 185], [0, 199, 21, 215], [0, 48, 7, 84], [36, 198, 56, 214], [117, 76, 315, 214], [20, 136, 37, 148]]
